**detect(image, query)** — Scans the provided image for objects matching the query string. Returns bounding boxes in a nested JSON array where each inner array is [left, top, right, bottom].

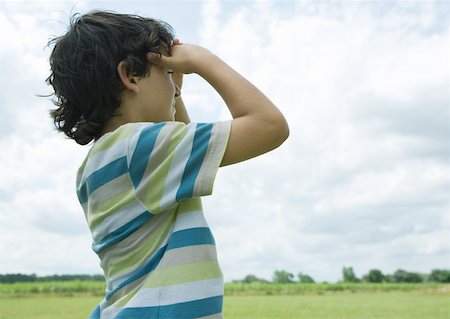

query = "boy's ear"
[[117, 61, 140, 94]]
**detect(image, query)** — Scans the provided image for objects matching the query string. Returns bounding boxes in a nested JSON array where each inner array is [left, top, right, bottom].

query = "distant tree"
[[392, 269, 408, 282], [0, 273, 104, 283], [37, 274, 104, 282], [241, 274, 269, 284], [273, 270, 295, 283], [298, 273, 315, 283], [363, 269, 385, 283], [342, 266, 360, 283], [0, 273, 37, 283], [91, 274, 105, 281], [429, 269, 450, 283], [384, 274, 394, 283], [392, 269, 423, 283], [242, 274, 259, 283]]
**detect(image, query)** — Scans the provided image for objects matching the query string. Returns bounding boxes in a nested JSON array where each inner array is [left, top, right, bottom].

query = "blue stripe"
[[115, 295, 223, 319], [77, 183, 88, 204], [92, 211, 153, 254], [77, 156, 128, 204], [88, 305, 100, 319], [130, 123, 166, 188], [105, 244, 166, 301], [167, 227, 215, 251], [176, 123, 212, 200]]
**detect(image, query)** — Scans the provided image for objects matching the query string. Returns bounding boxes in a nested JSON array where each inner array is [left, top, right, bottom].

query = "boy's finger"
[[146, 52, 171, 67], [172, 38, 183, 46], [146, 52, 161, 64]]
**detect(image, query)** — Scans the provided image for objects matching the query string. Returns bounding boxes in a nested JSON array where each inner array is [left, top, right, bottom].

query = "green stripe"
[[113, 286, 139, 307], [142, 124, 187, 212], [76, 156, 89, 182], [91, 124, 135, 156], [89, 189, 135, 229], [142, 261, 222, 288], [177, 197, 203, 215]]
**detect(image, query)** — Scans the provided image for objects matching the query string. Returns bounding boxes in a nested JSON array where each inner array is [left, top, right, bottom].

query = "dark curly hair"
[[46, 11, 175, 145]]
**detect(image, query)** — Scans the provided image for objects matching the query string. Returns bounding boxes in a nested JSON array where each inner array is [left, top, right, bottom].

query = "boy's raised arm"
[[195, 53, 289, 167], [148, 43, 290, 167]]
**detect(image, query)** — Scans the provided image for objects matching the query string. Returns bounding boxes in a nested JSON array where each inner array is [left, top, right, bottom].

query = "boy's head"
[[46, 11, 175, 145]]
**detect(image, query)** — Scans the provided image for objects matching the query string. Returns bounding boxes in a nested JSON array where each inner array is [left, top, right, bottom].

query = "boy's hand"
[[147, 40, 214, 74]]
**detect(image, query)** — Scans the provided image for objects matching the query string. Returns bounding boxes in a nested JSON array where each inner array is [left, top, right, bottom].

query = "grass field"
[[0, 282, 449, 318], [2, 281, 447, 296], [1, 293, 449, 319]]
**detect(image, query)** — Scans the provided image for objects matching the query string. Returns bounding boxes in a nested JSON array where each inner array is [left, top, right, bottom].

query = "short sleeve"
[[127, 121, 231, 214]]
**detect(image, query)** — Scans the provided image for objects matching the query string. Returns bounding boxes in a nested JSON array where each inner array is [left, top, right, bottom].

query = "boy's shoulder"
[[94, 121, 183, 147], [78, 121, 185, 173], [76, 120, 231, 196]]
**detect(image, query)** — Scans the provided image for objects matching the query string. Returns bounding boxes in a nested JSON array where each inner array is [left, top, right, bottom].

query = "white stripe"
[[160, 123, 196, 207], [192, 123, 216, 197], [92, 199, 145, 243], [81, 202, 88, 220], [158, 245, 219, 269], [193, 121, 231, 197], [123, 286, 160, 308], [98, 298, 109, 313], [126, 278, 224, 308], [159, 277, 224, 307], [127, 122, 150, 166], [101, 305, 121, 319], [78, 137, 129, 188], [172, 210, 207, 233]]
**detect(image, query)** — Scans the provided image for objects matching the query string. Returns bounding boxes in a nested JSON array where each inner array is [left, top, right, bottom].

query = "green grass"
[[0, 282, 449, 318], [0, 293, 449, 319], [225, 282, 449, 295], [0, 281, 105, 297], [0, 296, 98, 319], [224, 294, 450, 319], [2, 281, 448, 297]]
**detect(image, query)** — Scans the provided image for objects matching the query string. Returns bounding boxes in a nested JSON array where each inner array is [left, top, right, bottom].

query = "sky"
[[0, 0, 449, 283]]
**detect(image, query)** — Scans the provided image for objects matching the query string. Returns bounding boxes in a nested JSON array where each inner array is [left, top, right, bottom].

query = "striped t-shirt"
[[76, 120, 231, 319]]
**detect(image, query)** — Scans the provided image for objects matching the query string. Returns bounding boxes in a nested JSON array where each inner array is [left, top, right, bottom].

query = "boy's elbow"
[[260, 115, 289, 151], [273, 115, 290, 146], [280, 118, 290, 141]]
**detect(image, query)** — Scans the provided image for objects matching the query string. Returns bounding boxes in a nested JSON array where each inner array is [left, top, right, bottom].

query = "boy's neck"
[[100, 116, 126, 136], [99, 102, 136, 137]]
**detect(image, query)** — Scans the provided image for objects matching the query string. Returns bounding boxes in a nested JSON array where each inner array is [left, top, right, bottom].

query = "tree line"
[[232, 267, 450, 284], [0, 273, 104, 283], [1, 267, 449, 284]]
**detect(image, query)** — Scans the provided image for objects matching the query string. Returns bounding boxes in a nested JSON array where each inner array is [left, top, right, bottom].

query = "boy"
[[47, 11, 289, 319]]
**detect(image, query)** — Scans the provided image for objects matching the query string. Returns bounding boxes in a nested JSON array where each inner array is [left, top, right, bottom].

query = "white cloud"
[[199, 0, 450, 282], [0, 230, 98, 275]]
